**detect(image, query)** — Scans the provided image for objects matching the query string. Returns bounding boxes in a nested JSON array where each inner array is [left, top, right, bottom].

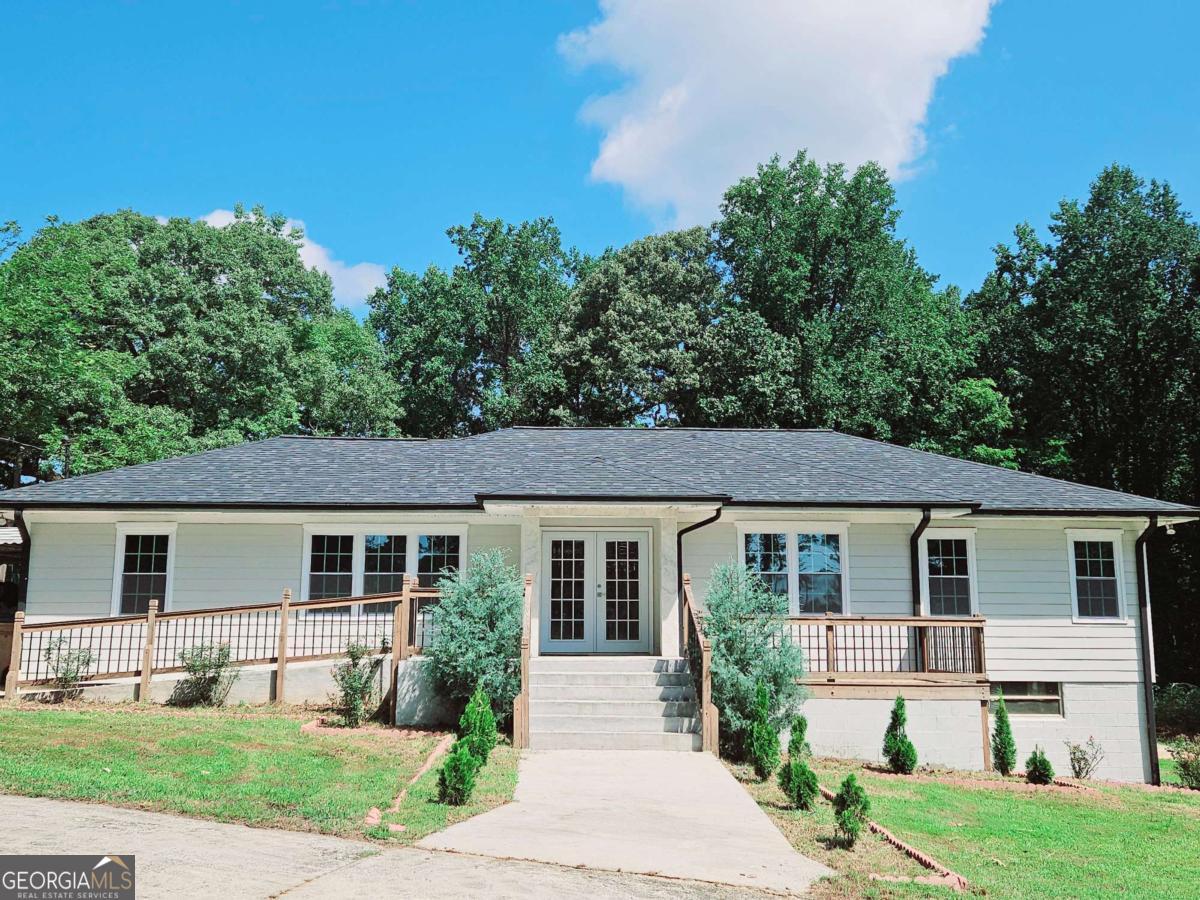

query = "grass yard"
[[738, 754, 1200, 899], [0, 704, 514, 841]]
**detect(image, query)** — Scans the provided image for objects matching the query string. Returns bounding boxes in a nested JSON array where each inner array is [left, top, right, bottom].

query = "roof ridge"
[[479, 452, 728, 499]]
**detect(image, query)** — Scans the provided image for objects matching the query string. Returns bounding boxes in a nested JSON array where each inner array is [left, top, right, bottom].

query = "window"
[[796, 533, 843, 614], [741, 525, 849, 614], [1067, 531, 1124, 621], [301, 527, 466, 604], [111, 525, 176, 616], [744, 532, 789, 597], [920, 531, 977, 616], [417, 534, 461, 588], [990, 681, 1063, 716]]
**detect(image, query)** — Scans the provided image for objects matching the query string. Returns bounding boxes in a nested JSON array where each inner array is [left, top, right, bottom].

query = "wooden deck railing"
[[783, 613, 987, 678], [2, 577, 444, 702], [511, 573, 534, 749], [681, 574, 719, 755]]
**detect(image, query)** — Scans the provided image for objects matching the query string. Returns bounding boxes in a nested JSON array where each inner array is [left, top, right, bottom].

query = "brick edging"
[[818, 784, 970, 892]]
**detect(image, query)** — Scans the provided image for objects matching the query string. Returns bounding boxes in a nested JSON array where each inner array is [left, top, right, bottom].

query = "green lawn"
[[743, 755, 1200, 899], [0, 705, 475, 838]]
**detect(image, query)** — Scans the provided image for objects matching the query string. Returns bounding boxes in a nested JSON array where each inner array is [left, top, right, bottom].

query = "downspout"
[[676, 506, 724, 596], [909, 507, 932, 615], [13, 510, 30, 613], [1136, 515, 1161, 786]]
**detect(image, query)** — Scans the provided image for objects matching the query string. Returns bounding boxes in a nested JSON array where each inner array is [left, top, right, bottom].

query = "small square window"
[[1071, 539, 1121, 619]]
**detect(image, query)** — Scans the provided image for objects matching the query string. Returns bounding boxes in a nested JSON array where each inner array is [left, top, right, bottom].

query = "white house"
[[2, 427, 1195, 783]]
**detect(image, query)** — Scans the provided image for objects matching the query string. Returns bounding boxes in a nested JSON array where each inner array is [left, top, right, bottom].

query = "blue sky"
[[4, 1, 1198, 309]]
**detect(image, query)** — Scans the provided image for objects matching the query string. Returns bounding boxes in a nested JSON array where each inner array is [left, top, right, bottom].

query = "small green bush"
[[459, 683, 498, 764], [1025, 746, 1055, 785], [43, 638, 94, 702], [330, 642, 382, 727], [169, 643, 238, 707], [832, 773, 870, 846], [703, 564, 806, 758], [1155, 683, 1200, 736], [438, 740, 480, 805], [779, 757, 819, 810], [426, 550, 524, 726], [991, 690, 1018, 776], [787, 714, 812, 760], [1064, 736, 1105, 780], [749, 681, 781, 780], [1173, 736, 1200, 790], [882, 695, 918, 774]]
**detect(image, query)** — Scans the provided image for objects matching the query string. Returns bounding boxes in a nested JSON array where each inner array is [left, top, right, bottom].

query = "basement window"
[[990, 681, 1063, 717]]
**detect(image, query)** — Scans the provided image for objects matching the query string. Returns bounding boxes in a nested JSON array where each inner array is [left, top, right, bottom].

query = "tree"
[[991, 690, 1018, 776], [882, 695, 918, 774], [749, 681, 781, 780]]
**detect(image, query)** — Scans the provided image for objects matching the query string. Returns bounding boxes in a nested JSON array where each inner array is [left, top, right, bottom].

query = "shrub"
[[832, 773, 870, 847], [1064, 736, 1105, 780], [703, 564, 805, 758], [459, 683, 498, 764], [779, 757, 819, 811], [426, 549, 524, 725], [1025, 746, 1055, 784], [882, 695, 918, 774], [749, 681, 781, 780], [331, 641, 383, 727], [437, 740, 480, 805], [991, 690, 1018, 776], [1173, 736, 1200, 790], [43, 638, 94, 701], [169, 643, 238, 707], [787, 714, 812, 761], [1156, 683, 1200, 737]]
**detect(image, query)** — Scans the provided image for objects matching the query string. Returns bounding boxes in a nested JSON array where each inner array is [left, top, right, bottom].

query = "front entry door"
[[540, 531, 650, 654]]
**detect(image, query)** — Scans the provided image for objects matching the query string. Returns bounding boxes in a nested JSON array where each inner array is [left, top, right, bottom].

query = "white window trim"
[[1065, 528, 1128, 624], [299, 524, 469, 601], [736, 522, 851, 615], [918, 527, 978, 617], [110, 523, 178, 616]]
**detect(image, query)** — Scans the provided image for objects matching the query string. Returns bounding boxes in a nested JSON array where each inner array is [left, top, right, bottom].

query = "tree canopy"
[[2, 157, 1199, 680]]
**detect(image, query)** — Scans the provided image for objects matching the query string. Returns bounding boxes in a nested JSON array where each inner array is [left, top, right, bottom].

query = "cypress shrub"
[[832, 773, 870, 846], [882, 695, 918, 774], [438, 740, 480, 805], [1025, 746, 1055, 785], [459, 683, 498, 764], [779, 757, 819, 810], [991, 690, 1018, 776], [749, 681, 781, 780], [787, 714, 812, 761]]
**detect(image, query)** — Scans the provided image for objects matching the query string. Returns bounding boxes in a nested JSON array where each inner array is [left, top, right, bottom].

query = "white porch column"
[[520, 513, 541, 656], [659, 510, 680, 657]]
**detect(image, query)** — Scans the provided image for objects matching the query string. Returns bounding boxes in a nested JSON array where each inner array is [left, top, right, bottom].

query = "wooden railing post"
[[398, 576, 412, 662], [4, 611, 23, 700], [139, 599, 158, 701], [824, 614, 837, 673], [274, 588, 291, 704], [513, 573, 533, 750], [389, 577, 411, 722], [973, 621, 987, 675], [919, 625, 929, 673]]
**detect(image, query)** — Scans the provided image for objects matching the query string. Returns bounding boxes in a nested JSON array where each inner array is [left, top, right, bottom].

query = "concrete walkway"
[[418, 750, 833, 895], [0, 795, 769, 899]]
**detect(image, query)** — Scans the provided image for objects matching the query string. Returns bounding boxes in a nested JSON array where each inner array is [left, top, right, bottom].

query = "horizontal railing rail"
[[784, 613, 986, 677], [3, 579, 447, 699]]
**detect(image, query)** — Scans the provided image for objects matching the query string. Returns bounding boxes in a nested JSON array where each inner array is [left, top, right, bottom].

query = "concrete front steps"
[[528, 656, 702, 751]]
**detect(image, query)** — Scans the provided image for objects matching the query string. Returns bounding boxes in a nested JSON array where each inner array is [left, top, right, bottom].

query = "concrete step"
[[529, 699, 697, 718], [529, 671, 693, 687], [529, 684, 696, 702], [530, 714, 701, 734], [530, 656, 689, 674], [528, 730, 704, 751]]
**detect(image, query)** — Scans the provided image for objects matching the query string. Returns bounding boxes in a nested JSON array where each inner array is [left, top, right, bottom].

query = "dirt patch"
[[301, 717, 447, 741]]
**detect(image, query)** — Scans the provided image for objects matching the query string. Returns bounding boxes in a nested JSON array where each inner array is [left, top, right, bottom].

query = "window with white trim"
[[925, 538, 972, 616], [741, 525, 849, 614], [111, 525, 176, 616], [301, 528, 465, 604], [990, 681, 1063, 716], [1068, 533, 1123, 620]]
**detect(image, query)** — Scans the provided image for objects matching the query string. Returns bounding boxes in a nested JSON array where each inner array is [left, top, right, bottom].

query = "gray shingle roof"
[[1, 428, 1195, 515]]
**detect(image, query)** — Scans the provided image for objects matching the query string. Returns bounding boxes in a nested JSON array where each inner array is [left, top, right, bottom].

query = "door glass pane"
[[604, 540, 640, 642], [549, 539, 586, 641]]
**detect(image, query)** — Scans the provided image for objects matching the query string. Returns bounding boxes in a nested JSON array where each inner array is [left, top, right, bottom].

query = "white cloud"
[[199, 208, 386, 310], [560, 0, 994, 226]]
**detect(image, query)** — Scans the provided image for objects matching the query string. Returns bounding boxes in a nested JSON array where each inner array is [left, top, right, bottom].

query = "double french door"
[[540, 530, 651, 654]]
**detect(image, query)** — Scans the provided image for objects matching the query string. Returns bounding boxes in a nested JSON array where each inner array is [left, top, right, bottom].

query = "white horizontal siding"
[[25, 522, 116, 618], [469, 524, 521, 568]]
